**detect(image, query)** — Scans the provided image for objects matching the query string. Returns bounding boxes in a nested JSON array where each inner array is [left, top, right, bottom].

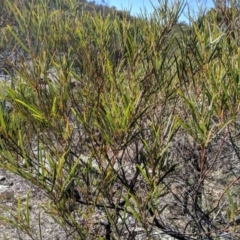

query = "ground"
[[0, 168, 74, 240]]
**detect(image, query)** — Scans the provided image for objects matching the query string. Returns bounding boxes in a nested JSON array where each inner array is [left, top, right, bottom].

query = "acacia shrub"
[[1, 0, 240, 240]]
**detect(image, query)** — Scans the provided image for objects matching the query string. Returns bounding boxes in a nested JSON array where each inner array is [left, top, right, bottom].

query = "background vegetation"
[[1, 0, 240, 239]]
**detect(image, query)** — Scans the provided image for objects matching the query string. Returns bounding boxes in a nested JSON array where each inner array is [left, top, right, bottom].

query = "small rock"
[[0, 191, 14, 201], [8, 182, 13, 186], [0, 185, 9, 193], [0, 176, 5, 181], [20, 194, 28, 202]]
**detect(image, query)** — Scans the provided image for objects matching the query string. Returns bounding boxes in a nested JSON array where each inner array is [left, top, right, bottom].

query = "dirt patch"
[[0, 168, 74, 240]]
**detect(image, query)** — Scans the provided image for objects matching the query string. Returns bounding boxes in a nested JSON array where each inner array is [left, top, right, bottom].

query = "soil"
[[0, 168, 74, 240]]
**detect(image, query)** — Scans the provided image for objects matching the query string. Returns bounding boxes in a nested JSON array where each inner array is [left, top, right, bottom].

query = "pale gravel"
[[0, 168, 74, 240]]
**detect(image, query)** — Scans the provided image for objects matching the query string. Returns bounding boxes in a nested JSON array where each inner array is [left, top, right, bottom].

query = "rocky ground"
[[0, 95, 240, 239], [0, 168, 75, 240], [0, 167, 178, 240]]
